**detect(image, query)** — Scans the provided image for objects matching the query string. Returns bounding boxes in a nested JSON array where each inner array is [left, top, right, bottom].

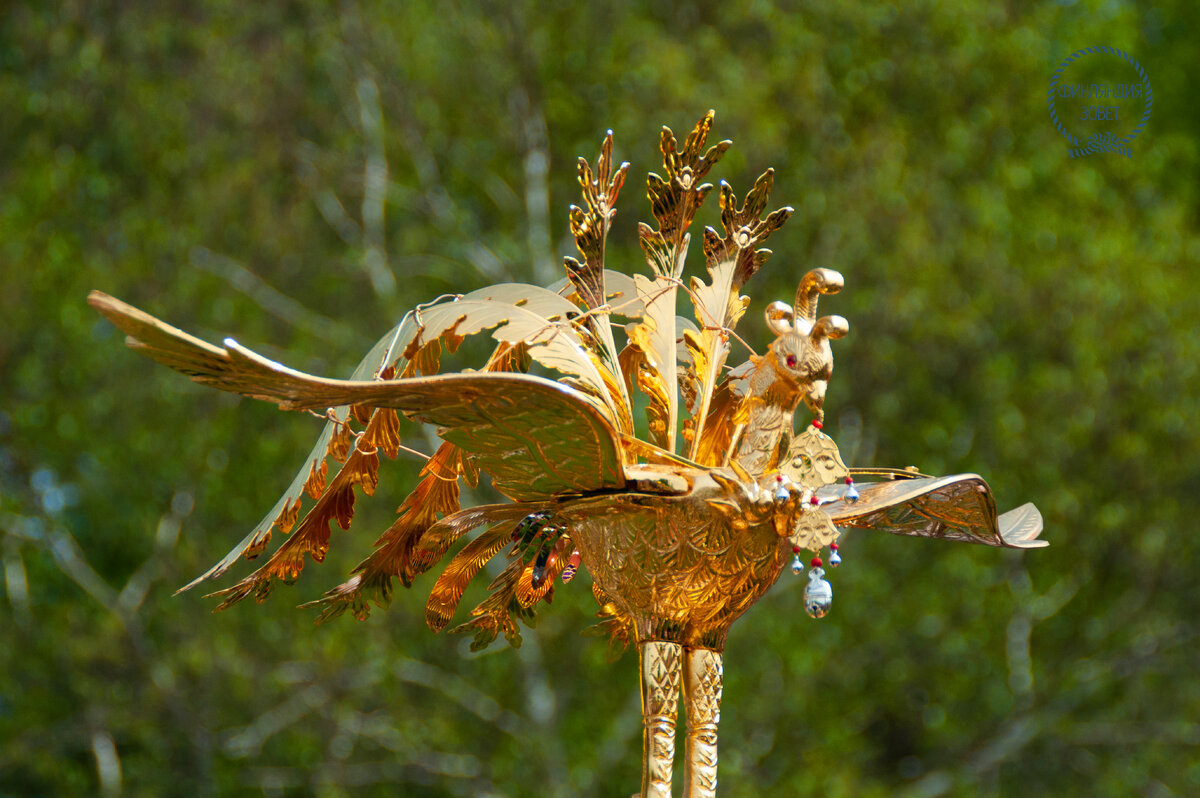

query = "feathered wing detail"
[[90, 291, 628, 621], [88, 285, 437, 595], [424, 520, 521, 632], [88, 292, 626, 499], [89, 289, 618, 428], [106, 302, 416, 592], [365, 290, 618, 419], [301, 443, 467, 622], [423, 508, 566, 637], [409, 503, 532, 582], [447, 550, 530, 651], [823, 474, 1047, 549], [178, 416, 339, 590], [202, 406, 405, 610]]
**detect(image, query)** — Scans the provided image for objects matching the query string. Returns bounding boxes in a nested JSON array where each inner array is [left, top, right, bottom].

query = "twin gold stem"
[[683, 647, 722, 798], [638, 642, 724, 798]]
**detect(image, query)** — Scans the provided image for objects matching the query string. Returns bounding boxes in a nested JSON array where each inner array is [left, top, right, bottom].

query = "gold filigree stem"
[[682, 647, 723, 798], [639, 640, 682, 798]]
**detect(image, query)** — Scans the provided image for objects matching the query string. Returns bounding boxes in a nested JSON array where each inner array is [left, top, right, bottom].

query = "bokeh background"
[[3, 1, 1198, 795]]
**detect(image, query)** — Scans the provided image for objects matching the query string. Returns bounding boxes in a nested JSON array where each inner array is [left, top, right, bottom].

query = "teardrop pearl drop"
[[804, 567, 833, 618]]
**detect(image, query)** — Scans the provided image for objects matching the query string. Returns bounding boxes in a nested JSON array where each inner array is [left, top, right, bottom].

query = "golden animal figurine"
[[89, 112, 1046, 798]]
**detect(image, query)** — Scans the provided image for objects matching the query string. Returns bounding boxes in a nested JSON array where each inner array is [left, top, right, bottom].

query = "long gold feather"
[[301, 442, 464, 622], [424, 520, 520, 632], [447, 553, 528, 651], [203, 406, 402, 610]]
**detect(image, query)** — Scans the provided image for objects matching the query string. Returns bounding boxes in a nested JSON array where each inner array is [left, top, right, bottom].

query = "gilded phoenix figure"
[[90, 112, 1045, 798]]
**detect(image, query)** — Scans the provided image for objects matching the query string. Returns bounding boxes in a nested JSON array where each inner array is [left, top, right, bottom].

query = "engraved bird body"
[[562, 470, 791, 652]]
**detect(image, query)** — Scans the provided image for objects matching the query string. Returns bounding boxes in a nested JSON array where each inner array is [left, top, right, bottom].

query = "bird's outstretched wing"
[[820, 474, 1047, 549], [88, 291, 626, 501]]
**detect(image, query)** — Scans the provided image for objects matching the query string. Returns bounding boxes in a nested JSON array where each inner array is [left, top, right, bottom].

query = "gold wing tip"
[[87, 290, 132, 325], [998, 502, 1048, 549], [174, 571, 215, 596]]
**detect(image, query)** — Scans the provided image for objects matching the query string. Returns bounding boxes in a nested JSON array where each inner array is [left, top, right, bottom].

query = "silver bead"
[[790, 555, 804, 575], [829, 549, 842, 568], [844, 482, 860, 503], [803, 567, 833, 618], [774, 486, 791, 503]]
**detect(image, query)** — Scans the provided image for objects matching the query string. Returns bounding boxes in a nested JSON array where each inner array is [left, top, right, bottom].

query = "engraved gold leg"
[[639, 640, 682, 798], [682, 647, 723, 798]]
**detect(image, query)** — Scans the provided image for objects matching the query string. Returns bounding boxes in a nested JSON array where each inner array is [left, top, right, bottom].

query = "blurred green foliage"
[[2, 0, 1198, 795]]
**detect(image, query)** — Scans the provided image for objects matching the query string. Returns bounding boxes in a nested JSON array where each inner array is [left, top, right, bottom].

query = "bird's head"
[[763, 268, 849, 418]]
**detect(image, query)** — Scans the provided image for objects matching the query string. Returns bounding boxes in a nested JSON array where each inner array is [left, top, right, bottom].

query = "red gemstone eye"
[[785, 354, 797, 368]]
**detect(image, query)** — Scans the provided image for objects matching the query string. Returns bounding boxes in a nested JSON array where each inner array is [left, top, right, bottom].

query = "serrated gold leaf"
[[303, 458, 328, 500], [329, 418, 355, 463], [643, 111, 730, 267], [276, 496, 302, 536], [361, 407, 402, 459]]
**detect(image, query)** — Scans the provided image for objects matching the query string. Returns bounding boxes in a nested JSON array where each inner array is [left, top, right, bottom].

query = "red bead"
[[776, 474, 784, 482], [810, 496, 819, 505], [792, 545, 801, 554], [845, 476, 854, 485], [812, 419, 823, 429], [830, 543, 839, 551], [811, 557, 823, 568]]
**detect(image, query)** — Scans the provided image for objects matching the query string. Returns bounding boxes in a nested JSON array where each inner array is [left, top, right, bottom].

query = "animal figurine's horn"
[[811, 315, 850, 343], [764, 300, 795, 335], [794, 268, 844, 331]]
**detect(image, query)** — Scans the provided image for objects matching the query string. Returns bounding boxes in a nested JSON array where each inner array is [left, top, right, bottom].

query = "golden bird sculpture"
[[89, 112, 1046, 798]]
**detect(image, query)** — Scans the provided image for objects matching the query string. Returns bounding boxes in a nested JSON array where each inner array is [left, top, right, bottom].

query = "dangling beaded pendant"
[[804, 557, 833, 619], [790, 545, 804, 575], [844, 476, 860, 503], [829, 542, 842, 568]]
